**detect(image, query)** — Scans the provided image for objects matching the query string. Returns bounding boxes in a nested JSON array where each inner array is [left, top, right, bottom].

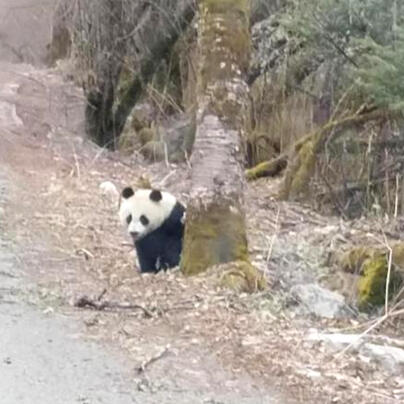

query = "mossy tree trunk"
[[181, 0, 251, 275]]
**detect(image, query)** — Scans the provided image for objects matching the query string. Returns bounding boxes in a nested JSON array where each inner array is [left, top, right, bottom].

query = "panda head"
[[119, 187, 177, 242]]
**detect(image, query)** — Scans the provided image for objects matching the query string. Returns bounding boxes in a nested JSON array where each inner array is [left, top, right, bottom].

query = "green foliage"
[[286, 0, 403, 53], [282, 0, 404, 111], [356, 28, 404, 111]]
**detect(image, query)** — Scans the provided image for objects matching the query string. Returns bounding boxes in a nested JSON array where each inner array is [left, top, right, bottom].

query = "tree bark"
[[181, 0, 251, 275]]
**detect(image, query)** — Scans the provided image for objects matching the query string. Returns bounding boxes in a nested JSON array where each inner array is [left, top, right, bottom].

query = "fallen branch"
[[280, 108, 397, 200], [245, 109, 396, 183], [245, 155, 287, 181], [74, 295, 154, 318]]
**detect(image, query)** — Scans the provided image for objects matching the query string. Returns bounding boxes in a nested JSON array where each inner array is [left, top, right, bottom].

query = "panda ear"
[[149, 189, 162, 202], [122, 187, 135, 199]]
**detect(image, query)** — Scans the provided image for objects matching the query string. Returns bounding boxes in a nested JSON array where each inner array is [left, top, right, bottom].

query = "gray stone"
[[307, 331, 404, 375], [290, 283, 351, 319]]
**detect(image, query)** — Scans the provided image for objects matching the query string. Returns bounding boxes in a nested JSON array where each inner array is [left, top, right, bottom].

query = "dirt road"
[[0, 277, 138, 404], [0, 68, 138, 403]]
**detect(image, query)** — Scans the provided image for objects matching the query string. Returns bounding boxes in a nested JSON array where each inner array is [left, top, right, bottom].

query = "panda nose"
[[130, 231, 139, 240]]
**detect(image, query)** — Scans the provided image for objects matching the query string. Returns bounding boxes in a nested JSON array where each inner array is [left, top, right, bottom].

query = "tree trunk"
[[181, 0, 251, 275]]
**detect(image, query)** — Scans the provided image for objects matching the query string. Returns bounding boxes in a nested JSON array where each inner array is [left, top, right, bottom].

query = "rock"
[[307, 331, 362, 350], [360, 343, 404, 374], [290, 283, 351, 319], [307, 331, 404, 375], [140, 114, 196, 163]]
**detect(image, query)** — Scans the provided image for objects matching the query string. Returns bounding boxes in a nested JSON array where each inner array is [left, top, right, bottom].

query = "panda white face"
[[119, 187, 177, 241]]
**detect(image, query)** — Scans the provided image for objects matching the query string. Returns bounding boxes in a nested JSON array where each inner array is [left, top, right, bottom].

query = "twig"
[[391, 284, 404, 307], [136, 345, 171, 374], [394, 173, 399, 218], [184, 149, 192, 170], [74, 295, 154, 318], [318, 168, 348, 219], [97, 288, 107, 301], [163, 142, 169, 167], [158, 170, 176, 187], [121, 242, 134, 248], [369, 228, 395, 314], [334, 314, 387, 359], [266, 206, 280, 262], [72, 143, 81, 179], [76, 248, 94, 260], [382, 234, 393, 315]]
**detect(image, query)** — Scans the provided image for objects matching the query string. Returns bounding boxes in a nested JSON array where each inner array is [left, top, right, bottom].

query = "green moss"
[[204, 0, 249, 15], [337, 245, 404, 310], [116, 63, 134, 105], [340, 246, 379, 273], [357, 254, 402, 310], [220, 260, 266, 293], [138, 127, 156, 146], [392, 242, 404, 272], [136, 176, 152, 189], [181, 203, 248, 275], [118, 125, 157, 155], [245, 161, 273, 181], [282, 139, 316, 200], [140, 140, 165, 162], [357, 255, 388, 309], [118, 129, 137, 155]]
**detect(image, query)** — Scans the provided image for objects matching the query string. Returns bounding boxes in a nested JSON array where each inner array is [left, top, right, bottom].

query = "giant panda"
[[119, 186, 185, 273]]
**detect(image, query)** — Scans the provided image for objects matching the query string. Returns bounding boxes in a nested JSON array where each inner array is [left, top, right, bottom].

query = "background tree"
[[73, 0, 195, 149], [181, 0, 256, 277], [241, 0, 404, 216], [277, 0, 404, 206]]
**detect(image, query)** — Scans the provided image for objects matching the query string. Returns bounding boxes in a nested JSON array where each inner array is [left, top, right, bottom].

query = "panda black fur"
[[119, 187, 185, 273]]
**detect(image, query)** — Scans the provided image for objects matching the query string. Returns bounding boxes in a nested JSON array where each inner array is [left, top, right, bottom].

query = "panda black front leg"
[[135, 243, 159, 273]]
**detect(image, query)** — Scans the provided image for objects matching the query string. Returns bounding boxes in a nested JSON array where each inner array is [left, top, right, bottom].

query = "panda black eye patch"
[[126, 214, 132, 225], [140, 215, 149, 226]]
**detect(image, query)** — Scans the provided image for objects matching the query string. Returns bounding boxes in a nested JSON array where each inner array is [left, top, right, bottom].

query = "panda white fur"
[[119, 187, 185, 273]]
